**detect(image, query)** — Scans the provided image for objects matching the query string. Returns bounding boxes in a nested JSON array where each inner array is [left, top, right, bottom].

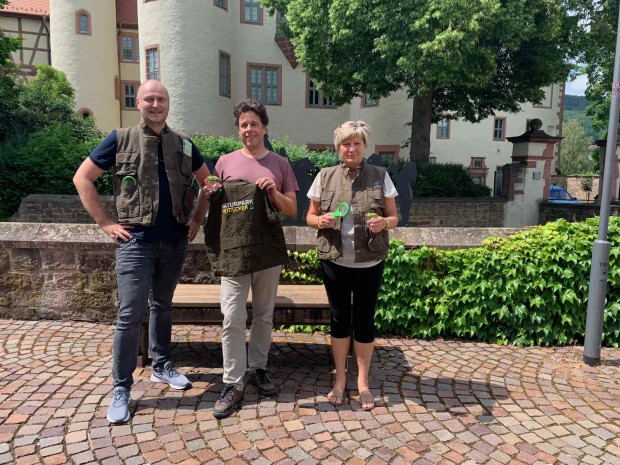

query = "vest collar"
[[340, 160, 365, 178], [140, 121, 169, 137]]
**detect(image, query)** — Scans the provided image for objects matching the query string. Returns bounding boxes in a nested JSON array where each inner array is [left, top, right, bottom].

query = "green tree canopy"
[[1, 64, 92, 143], [263, 0, 573, 163], [558, 119, 597, 175], [16, 64, 78, 133], [0, 63, 103, 218], [569, 0, 620, 137]]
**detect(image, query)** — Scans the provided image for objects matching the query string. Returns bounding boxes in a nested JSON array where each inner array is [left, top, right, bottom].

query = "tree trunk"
[[409, 92, 433, 164]]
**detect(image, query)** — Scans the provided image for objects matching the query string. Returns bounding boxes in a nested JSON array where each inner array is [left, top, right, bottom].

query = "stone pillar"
[[503, 119, 562, 227], [595, 139, 620, 201]]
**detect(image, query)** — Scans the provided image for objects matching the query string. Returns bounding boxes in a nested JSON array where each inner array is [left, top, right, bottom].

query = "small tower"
[[49, 0, 120, 131]]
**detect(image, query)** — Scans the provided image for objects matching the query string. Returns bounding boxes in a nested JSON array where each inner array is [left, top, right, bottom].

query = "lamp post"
[[583, 3, 620, 366]]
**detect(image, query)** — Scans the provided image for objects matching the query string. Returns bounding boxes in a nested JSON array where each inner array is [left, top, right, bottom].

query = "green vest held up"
[[204, 180, 288, 277]]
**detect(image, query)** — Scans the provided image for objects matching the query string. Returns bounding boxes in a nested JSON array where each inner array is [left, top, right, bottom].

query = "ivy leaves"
[[286, 217, 620, 347]]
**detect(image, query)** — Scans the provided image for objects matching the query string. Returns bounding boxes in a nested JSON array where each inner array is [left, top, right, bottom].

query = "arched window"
[[77, 108, 93, 119], [75, 10, 91, 35]]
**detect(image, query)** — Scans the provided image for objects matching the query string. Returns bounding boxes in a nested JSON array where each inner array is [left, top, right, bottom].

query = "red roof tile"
[[3, 1, 138, 25], [116, 0, 137, 26], [2, 0, 49, 16]]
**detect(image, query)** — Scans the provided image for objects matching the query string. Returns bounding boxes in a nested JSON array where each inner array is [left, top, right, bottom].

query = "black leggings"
[[320, 260, 385, 343]]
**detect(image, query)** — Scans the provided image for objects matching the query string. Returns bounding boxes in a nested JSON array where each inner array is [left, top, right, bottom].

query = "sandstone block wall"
[[409, 198, 506, 227], [12, 194, 507, 227], [0, 223, 522, 323], [539, 202, 620, 224], [11, 194, 116, 223]]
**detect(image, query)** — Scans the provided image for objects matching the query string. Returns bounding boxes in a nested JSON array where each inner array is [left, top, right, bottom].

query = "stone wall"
[[11, 194, 116, 223], [539, 202, 620, 224], [12, 194, 507, 227], [0, 222, 522, 323], [408, 198, 506, 227]]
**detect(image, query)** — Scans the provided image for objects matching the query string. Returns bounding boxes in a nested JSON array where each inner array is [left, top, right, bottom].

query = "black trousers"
[[320, 259, 385, 343]]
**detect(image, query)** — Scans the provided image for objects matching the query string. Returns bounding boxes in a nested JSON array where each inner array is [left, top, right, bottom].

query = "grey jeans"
[[220, 265, 282, 389], [113, 237, 188, 389]]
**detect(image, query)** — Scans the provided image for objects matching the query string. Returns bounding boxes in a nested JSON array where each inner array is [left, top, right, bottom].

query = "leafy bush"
[[285, 218, 620, 347], [413, 162, 491, 197], [0, 122, 102, 218], [282, 249, 323, 284], [191, 134, 339, 181], [190, 135, 243, 164], [0, 64, 106, 217], [271, 136, 339, 168], [305, 150, 339, 171], [2, 65, 87, 144]]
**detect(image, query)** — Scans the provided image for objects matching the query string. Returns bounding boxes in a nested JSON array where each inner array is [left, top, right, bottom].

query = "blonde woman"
[[306, 121, 398, 410]]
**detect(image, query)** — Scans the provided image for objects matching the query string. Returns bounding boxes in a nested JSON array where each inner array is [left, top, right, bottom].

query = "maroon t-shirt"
[[214, 150, 299, 194]]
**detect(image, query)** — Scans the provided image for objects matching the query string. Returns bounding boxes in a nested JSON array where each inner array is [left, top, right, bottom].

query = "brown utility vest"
[[203, 180, 288, 277], [113, 123, 194, 226], [316, 162, 389, 262]]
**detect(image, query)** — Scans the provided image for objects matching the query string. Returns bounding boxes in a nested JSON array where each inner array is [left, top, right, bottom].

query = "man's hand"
[[101, 223, 133, 244], [186, 217, 202, 242], [256, 177, 277, 195]]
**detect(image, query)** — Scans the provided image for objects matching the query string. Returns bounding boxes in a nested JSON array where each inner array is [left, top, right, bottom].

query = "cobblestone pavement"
[[1, 320, 619, 465]]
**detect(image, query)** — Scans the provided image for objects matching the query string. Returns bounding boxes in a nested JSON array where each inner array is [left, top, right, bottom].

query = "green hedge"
[[0, 122, 103, 218], [191, 134, 339, 172], [414, 162, 491, 197], [284, 218, 620, 347]]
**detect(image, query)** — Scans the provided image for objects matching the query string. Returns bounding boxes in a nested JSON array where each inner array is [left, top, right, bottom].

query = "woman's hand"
[[367, 216, 389, 233], [317, 213, 337, 230]]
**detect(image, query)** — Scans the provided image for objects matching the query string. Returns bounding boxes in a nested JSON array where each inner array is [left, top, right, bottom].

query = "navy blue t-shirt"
[[90, 129, 205, 241]]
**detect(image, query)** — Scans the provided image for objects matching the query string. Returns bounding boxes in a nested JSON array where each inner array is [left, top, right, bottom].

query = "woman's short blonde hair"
[[334, 121, 371, 151]]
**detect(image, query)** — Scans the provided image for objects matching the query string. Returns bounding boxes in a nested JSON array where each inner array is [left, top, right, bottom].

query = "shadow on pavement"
[[138, 340, 509, 419]]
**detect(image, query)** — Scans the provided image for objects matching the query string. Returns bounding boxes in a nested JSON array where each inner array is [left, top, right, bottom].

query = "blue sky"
[[565, 74, 588, 96]]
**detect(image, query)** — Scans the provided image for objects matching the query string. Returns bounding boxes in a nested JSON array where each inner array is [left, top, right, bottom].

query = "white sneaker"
[[107, 387, 130, 423], [150, 362, 191, 390]]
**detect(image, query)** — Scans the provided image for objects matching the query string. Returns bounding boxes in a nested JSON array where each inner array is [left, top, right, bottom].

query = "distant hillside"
[[563, 94, 601, 142], [564, 94, 589, 112]]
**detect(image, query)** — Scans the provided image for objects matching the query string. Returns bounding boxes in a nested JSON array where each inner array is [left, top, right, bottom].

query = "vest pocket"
[[317, 230, 340, 254], [115, 151, 141, 219], [367, 229, 389, 253], [179, 155, 193, 176], [367, 188, 385, 211], [316, 234, 332, 253], [320, 189, 335, 213]]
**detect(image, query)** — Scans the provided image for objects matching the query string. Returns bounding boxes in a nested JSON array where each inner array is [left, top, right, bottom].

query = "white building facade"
[[3, 0, 565, 190]]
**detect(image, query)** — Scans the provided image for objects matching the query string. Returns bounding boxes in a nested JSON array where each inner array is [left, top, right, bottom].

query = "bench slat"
[[139, 284, 331, 366], [173, 284, 329, 308], [170, 307, 331, 325]]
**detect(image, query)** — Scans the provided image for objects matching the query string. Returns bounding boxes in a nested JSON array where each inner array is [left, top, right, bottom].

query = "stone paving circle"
[[1, 319, 619, 464]]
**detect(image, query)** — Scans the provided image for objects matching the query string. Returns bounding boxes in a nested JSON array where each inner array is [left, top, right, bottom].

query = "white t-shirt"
[[307, 171, 398, 268]]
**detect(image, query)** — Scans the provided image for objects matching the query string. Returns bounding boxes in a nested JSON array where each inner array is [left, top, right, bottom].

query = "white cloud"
[[565, 74, 588, 96]]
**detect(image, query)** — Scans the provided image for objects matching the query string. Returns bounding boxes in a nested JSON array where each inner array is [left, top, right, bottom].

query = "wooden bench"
[[139, 284, 330, 366]]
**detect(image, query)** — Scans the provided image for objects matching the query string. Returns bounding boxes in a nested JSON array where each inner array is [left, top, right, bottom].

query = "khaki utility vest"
[[113, 123, 194, 226], [204, 180, 288, 277], [316, 162, 389, 262]]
